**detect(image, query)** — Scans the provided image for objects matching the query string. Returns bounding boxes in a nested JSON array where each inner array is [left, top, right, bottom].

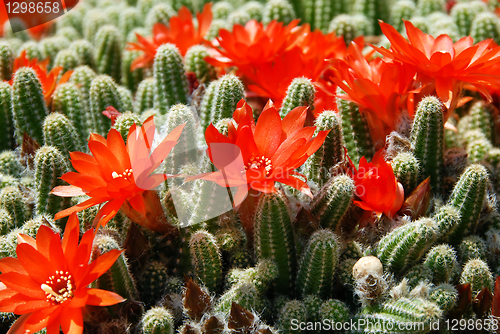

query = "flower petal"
[[85, 288, 125, 306]]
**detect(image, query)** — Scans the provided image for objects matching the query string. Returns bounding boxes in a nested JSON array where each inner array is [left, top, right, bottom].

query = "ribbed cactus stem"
[[89, 75, 122, 134], [94, 25, 122, 82], [0, 42, 13, 81], [153, 44, 190, 114], [389, 0, 416, 32], [92, 234, 139, 301], [39, 36, 70, 70], [301, 0, 348, 32], [410, 96, 444, 192], [56, 27, 80, 42], [212, 2, 233, 20], [280, 77, 315, 118], [296, 229, 340, 297], [118, 86, 134, 112], [52, 83, 88, 143], [119, 8, 142, 44], [184, 45, 216, 82], [34, 146, 70, 218], [353, 0, 390, 35], [208, 74, 245, 126], [140, 307, 174, 334], [446, 164, 488, 243], [134, 78, 157, 114], [83, 11, 108, 44], [278, 300, 307, 334], [428, 283, 458, 312], [468, 100, 494, 142], [459, 235, 487, 263], [0, 186, 26, 227], [140, 262, 168, 306], [42, 113, 84, 160], [310, 174, 354, 231], [0, 152, 22, 178], [113, 112, 142, 143], [122, 50, 144, 92], [70, 65, 97, 114], [69, 39, 95, 69], [18, 41, 42, 61], [11, 67, 49, 145], [190, 230, 223, 292], [145, 3, 176, 30], [423, 244, 459, 284], [54, 49, 79, 76], [319, 299, 350, 323], [262, 0, 296, 25], [254, 191, 296, 295], [470, 12, 500, 44], [0, 209, 14, 236], [377, 218, 438, 273], [417, 0, 445, 16], [391, 151, 421, 193], [328, 14, 362, 45], [451, 1, 487, 37], [459, 258, 494, 297]]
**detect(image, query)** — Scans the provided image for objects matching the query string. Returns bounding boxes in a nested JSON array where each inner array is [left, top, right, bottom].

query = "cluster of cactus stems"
[[2, 0, 500, 333]]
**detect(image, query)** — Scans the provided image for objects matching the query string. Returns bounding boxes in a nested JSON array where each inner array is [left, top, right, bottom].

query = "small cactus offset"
[[53, 49, 79, 75], [0, 42, 13, 81], [278, 300, 307, 334], [89, 75, 122, 134], [280, 77, 315, 118], [450, 1, 487, 37], [468, 100, 494, 143], [38, 36, 70, 69], [301, 110, 344, 185], [428, 283, 458, 312], [153, 44, 190, 114], [42, 113, 84, 160], [434, 204, 462, 242], [140, 307, 175, 334], [34, 146, 70, 218], [118, 86, 134, 112], [423, 244, 459, 284], [310, 174, 355, 231], [92, 234, 140, 301], [207, 74, 245, 126], [318, 299, 350, 323], [69, 39, 96, 68], [458, 235, 487, 263], [94, 25, 122, 82], [0, 83, 14, 150], [446, 164, 489, 243], [112, 111, 142, 142], [11, 67, 49, 145], [190, 230, 223, 292], [377, 218, 438, 274], [262, 0, 296, 25], [352, 0, 390, 35], [410, 96, 444, 192], [337, 88, 374, 164], [389, 0, 416, 32], [140, 261, 169, 306], [184, 45, 216, 83], [296, 229, 340, 297], [0, 186, 26, 227], [0, 208, 14, 236], [254, 191, 296, 295], [470, 12, 500, 45], [0, 151, 22, 178], [459, 258, 494, 296], [391, 151, 421, 193], [122, 50, 145, 92], [51, 83, 88, 142], [134, 78, 156, 114]]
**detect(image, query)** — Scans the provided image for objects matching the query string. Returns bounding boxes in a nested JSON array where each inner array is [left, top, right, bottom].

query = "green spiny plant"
[[206, 19, 230, 40], [56, 26, 81, 42], [434, 204, 462, 242], [11, 67, 49, 145], [140, 306, 175, 334], [215, 280, 264, 315], [0, 186, 26, 227], [89, 74, 122, 134], [262, 0, 296, 25], [207, 74, 245, 126], [212, 1, 234, 20], [184, 45, 216, 83], [278, 300, 307, 334], [145, 3, 176, 30], [153, 44, 190, 114], [352, 0, 390, 35], [310, 174, 354, 231], [190, 230, 223, 292], [458, 235, 487, 262], [0, 83, 14, 150], [423, 244, 459, 284], [70, 65, 97, 113], [113, 111, 142, 143], [410, 96, 444, 192], [450, 1, 487, 37], [470, 12, 500, 44], [134, 78, 156, 114], [118, 86, 134, 112], [328, 14, 362, 45], [83, 10, 108, 44], [428, 283, 458, 312], [53, 49, 79, 76], [391, 151, 421, 193], [94, 25, 122, 82], [227, 11, 251, 26], [140, 261, 168, 306], [427, 12, 461, 42], [280, 77, 315, 118], [119, 7, 143, 45], [42, 113, 84, 159], [52, 82, 88, 143], [34, 146, 70, 219], [459, 258, 494, 297], [0, 208, 13, 236], [318, 299, 350, 323], [243, 1, 264, 21], [296, 229, 340, 297], [389, 0, 416, 32], [417, 0, 445, 16], [122, 50, 145, 93], [299, 0, 347, 32], [38, 36, 70, 69], [69, 39, 96, 68], [57, 9, 84, 35], [18, 42, 43, 61], [0, 42, 13, 81], [0, 151, 22, 178], [467, 138, 492, 163]]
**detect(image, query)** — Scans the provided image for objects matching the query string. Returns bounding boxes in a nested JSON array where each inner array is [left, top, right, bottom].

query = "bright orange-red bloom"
[[52, 116, 185, 233], [9, 51, 72, 102], [188, 100, 329, 206], [373, 20, 500, 119], [353, 149, 404, 219], [128, 3, 212, 70], [0, 214, 124, 334]]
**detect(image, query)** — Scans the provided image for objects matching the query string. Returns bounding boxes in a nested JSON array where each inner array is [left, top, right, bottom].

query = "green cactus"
[[0, 151, 22, 178], [458, 235, 487, 262], [352, 0, 390, 35], [0, 83, 14, 151], [206, 19, 230, 40], [89, 75, 122, 134], [140, 261, 168, 306], [391, 151, 421, 194], [405, 264, 433, 288], [184, 45, 216, 83], [69, 39, 95, 68], [446, 164, 488, 243], [122, 50, 145, 93], [34, 146, 70, 218], [469, 102, 494, 144], [262, 0, 296, 25], [328, 14, 363, 45], [153, 44, 190, 114], [118, 8, 143, 45], [18, 41, 42, 61], [113, 111, 142, 143], [417, 0, 445, 16], [278, 300, 307, 334], [56, 27, 81, 42], [94, 25, 122, 82], [470, 12, 500, 45], [5, 39, 24, 56], [42, 113, 84, 159], [57, 9, 84, 35], [0, 42, 13, 82], [301, 111, 344, 185], [280, 77, 315, 118], [92, 234, 140, 301], [52, 82, 88, 143], [428, 283, 458, 312], [134, 78, 156, 114], [216, 281, 265, 316], [300, 0, 349, 32], [0, 208, 13, 236], [427, 12, 461, 42], [53, 49, 79, 76], [310, 174, 354, 231], [145, 3, 176, 30], [296, 229, 340, 297], [467, 138, 492, 163], [3, 19, 30, 42], [207, 74, 245, 126], [212, 2, 234, 20], [83, 11, 108, 44], [0, 186, 26, 227], [190, 230, 223, 292], [38, 36, 71, 70], [423, 244, 459, 284], [228, 10, 252, 26], [337, 88, 373, 165], [319, 299, 350, 323], [451, 1, 487, 37], [254, 191, 296, 295], [408, 16, 430, 34], [377, 218, 438, 274], [410, 96, 444, 192], [70, 65, 97, 113], [140, 307, 174, 334], [389, 0, 416, 32], [243, 1, 264, 21], [459, 258, 494, 297], [302, 295, 321, 321], [11, 67, 49, 145], [118, 86, 134, 112]]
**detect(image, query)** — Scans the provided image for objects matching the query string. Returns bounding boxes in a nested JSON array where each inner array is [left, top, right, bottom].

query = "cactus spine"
[[470, 12, 500, 44], [0, 83, 14, 150], [254, 191, 296, 295], [459, 235, 487, 263], [0, 152, 22, 178], [0, 42, 13, 81], [423, 244, 459, 284], [140, 262, 168, 306], [280, 77, 315, 118], [39, 36, 71, 70], [140, 307, 174, 334], [94, 25, 122, 82], [353, 0, 390, 35], [70, 65, 97, 114], [53, 49, 79, 75], [296, 229, 340, 297], [207, 74, 245, 126], [190, 230, 223, 292], [389, 0, 416, 32], [153, 44, 190, 114], [89, 75, 122, 134], [459, 258, 494, 297], [468, 100, 494, 142], [113, 112, 142, 143], [451, 1, 487, 37], [410, 96, 444, 192]]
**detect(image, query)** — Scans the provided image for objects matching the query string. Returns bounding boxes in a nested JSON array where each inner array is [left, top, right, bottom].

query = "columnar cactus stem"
[[423, 244, 459, 284], [52, 83, 88, 143], [410, 96, 444, 192], [280, 77, 315, 118], [145, 4, 176, 30], [328, 14, 362, 45], [134, 78, 156, 114], [208, 74, 245, 126], [278, 300, 307, 334], [70, 65, 97, 113], [391, 152, 421, 193], [319, 299, 350, 323], [53, 49, 79, 75], [417, 0, 445, 16], [0, 83, 14, 150], [140, 307, 175, 334], [190, 230, 223, 292], [118, 86, 134, 112], [153, 44, 190, 114], [0, 209, 13, 236], [0, 186, 26, 227], [119, 8, 143, 45], [140, 261, 168, 306], [468, 100, 494, 142], [296, 229, 340, 297], [11, 67, 49, 145], [254, 191, 296, 295], [458, 236, 487, 263], [184, 45, 216, 83], [34, 146, 70, 218], [83, 11, 108, 44], [18, 42, 42, 61], [353, 0, 390, 35], [428, 283, 458, 312], [470, 12, 500, 44], [56, 27, 80, 42], [42, 113, 84, 159], [69, 40, 96, 68], [113, 112, 142, 143], [122, 50, 144, 93], [89, 75, 122, 134], [0, 42, 13, 81], [94, 25, 122, 82], [262, 0, 296, 25], [451, 1, 487, 37], [459, 258, 494, 297], [39, 36, 70, 70], [390, 0, 416, 32], [300, 0, 347, 32], [0, 152, 22, 178]]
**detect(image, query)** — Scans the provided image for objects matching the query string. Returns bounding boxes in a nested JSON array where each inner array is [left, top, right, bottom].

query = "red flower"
[[373, 20, 500, 119], [0, 214, 124, 334], [187, 100, 329, 206], [353, 149, 404, 219], [128, 3, 212, 70], [52, 116, 185, 233]]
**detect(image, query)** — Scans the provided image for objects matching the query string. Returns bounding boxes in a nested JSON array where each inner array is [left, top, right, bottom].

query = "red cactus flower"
[[353, 149, 404, 219], [52, 116, 185, 233], [128, 3, 212, 70], [0, 214, 124, 334]]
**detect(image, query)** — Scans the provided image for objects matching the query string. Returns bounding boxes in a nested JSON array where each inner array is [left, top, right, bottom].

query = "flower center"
[[244, 156, 273, 177], [41, 271, 74, 304], [112, 168, 133, 181]]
